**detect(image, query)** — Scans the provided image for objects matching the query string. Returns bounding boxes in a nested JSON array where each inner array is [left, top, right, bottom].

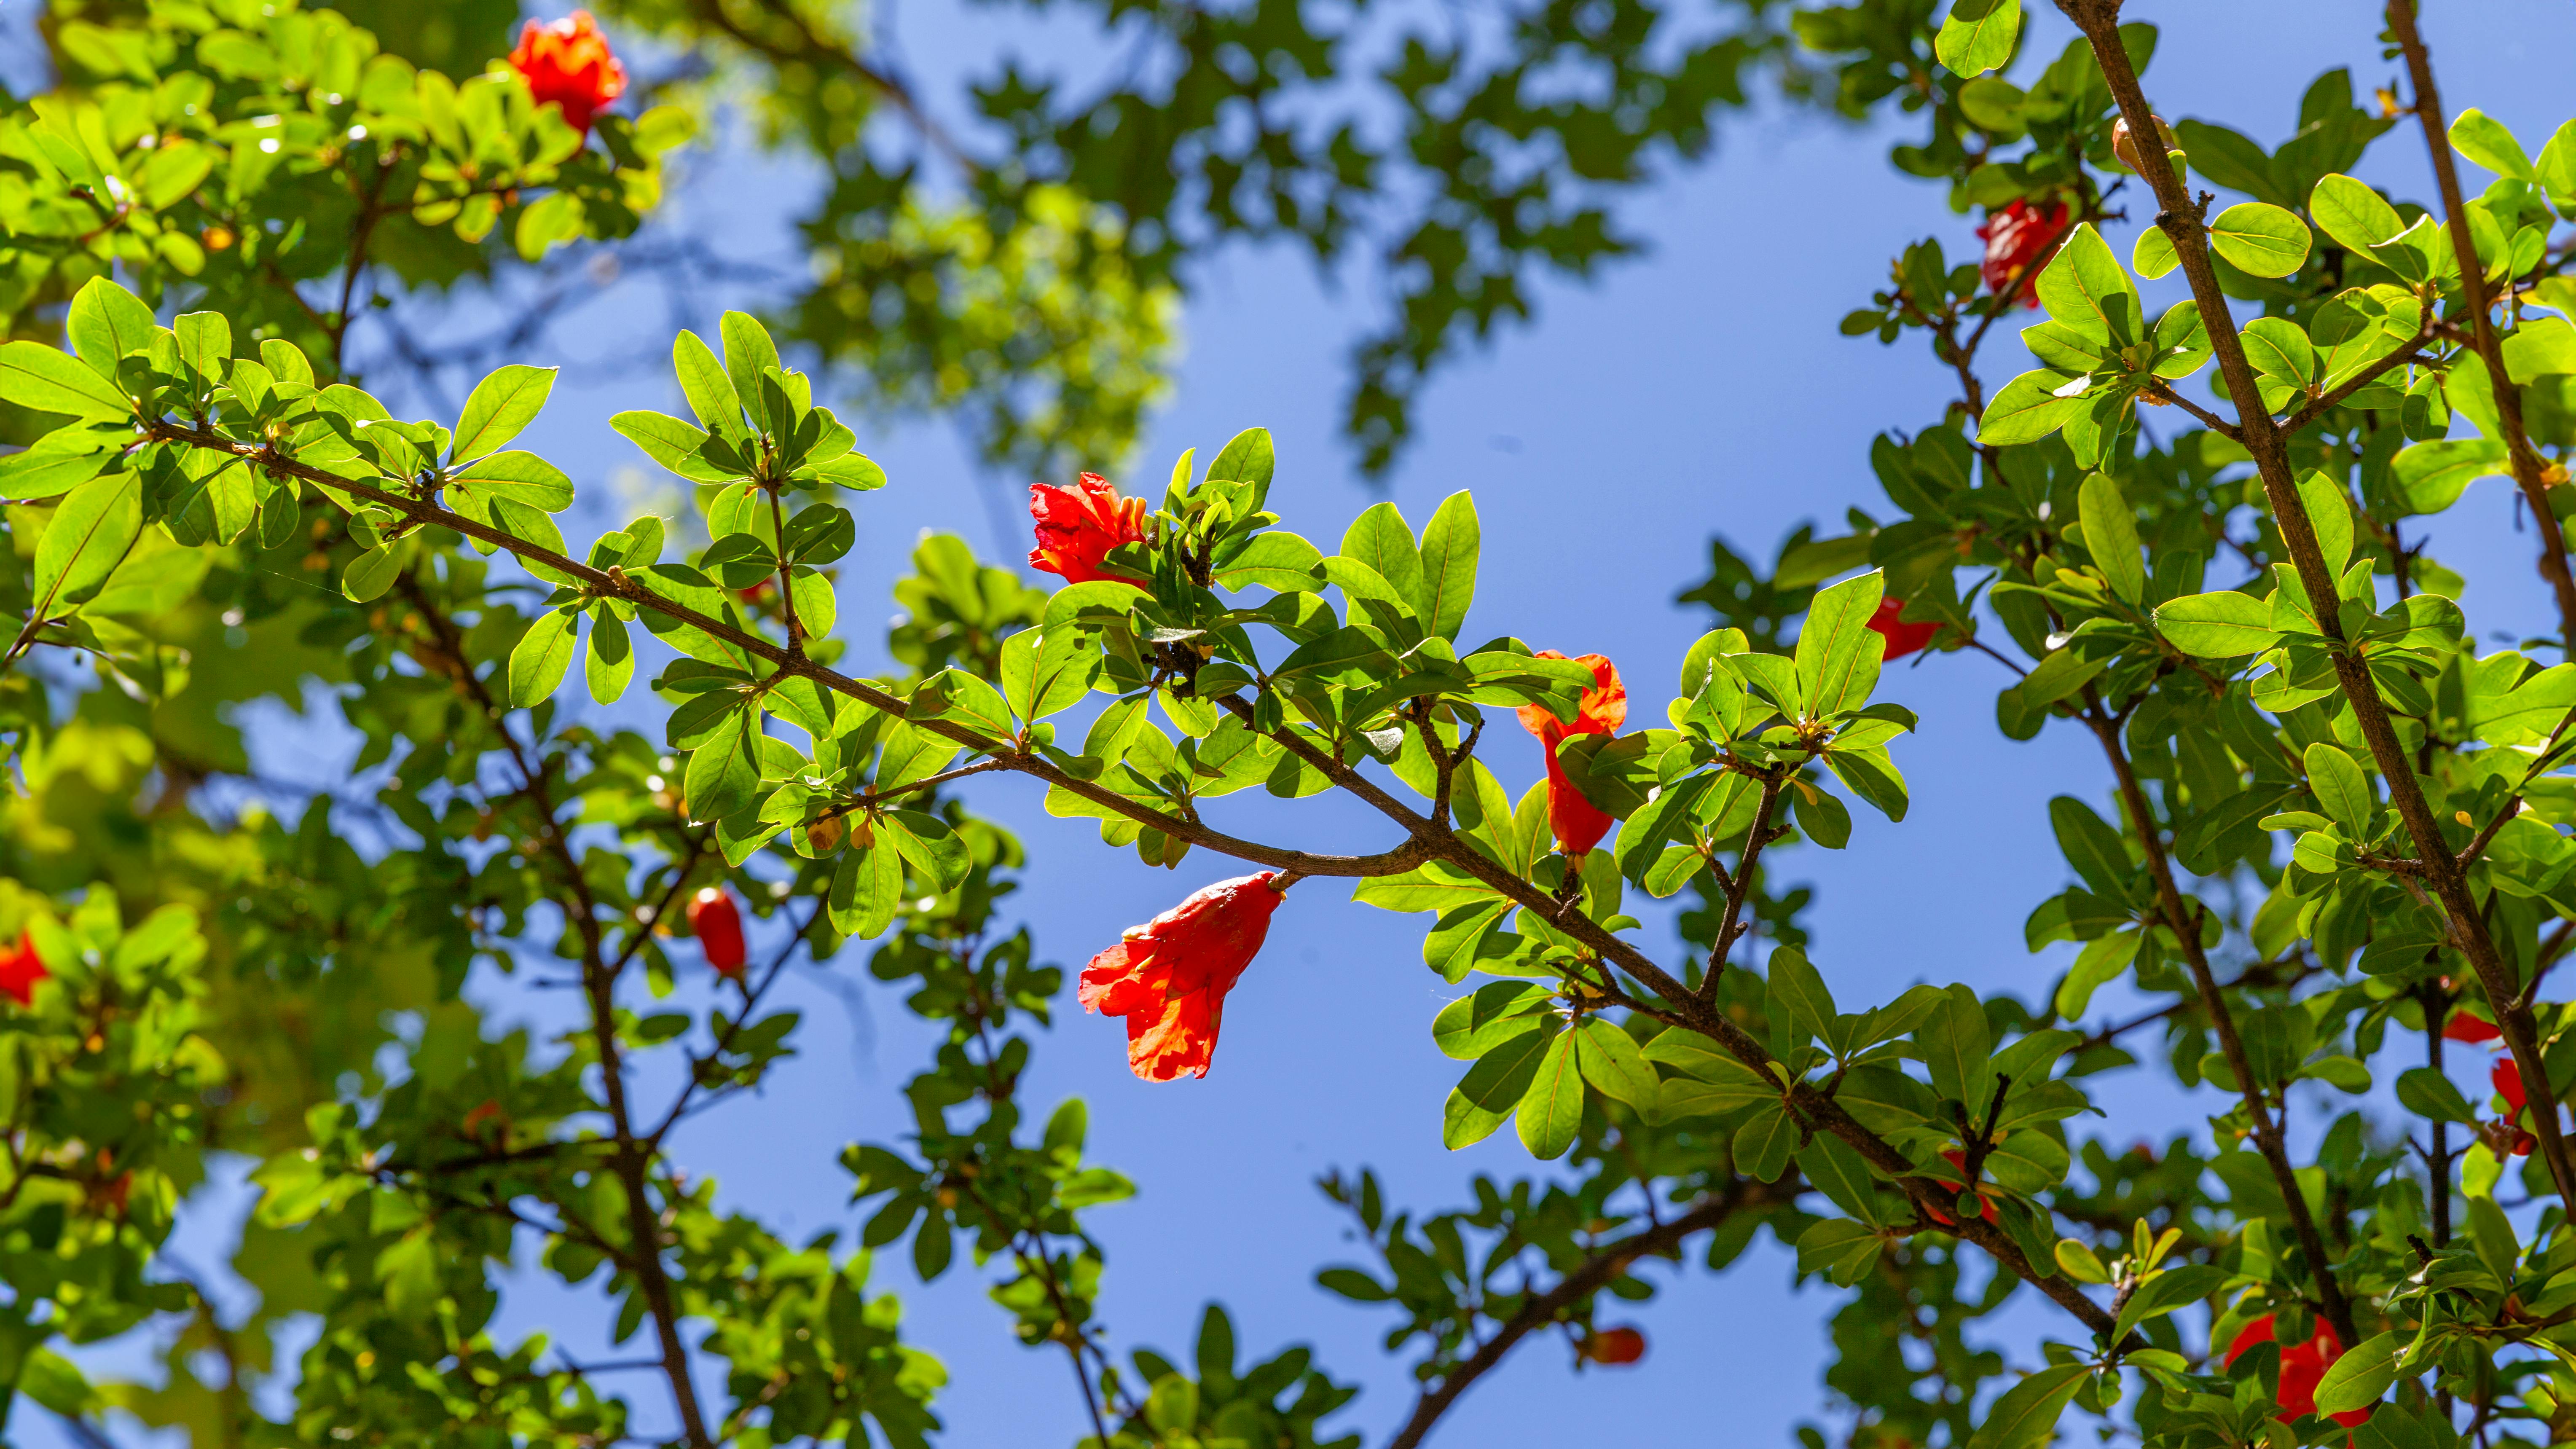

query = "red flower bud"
[[1514, 652, 1627, 859], [1587, 1326, 1647, 1365], [2442, 1012, 2501, 1044], [737, 578, 775, 604], [1080, 874, 1288, 1080], [1028, 472, 1150, 588], [2224, 1315, 2371, 1428], [1976, 200, 2073, 309], [687, 888, 746, 976], [507, 11, 628, 136], [1866, 597, 1940, 661], [0, 933, 47, 1007]]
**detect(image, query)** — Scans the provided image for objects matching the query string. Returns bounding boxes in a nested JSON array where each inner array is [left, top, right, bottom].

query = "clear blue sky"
[[42, 4, 2576, 1446]]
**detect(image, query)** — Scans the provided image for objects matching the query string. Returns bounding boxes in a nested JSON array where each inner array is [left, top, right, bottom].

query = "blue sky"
[[36, 3, 2576, 1446]]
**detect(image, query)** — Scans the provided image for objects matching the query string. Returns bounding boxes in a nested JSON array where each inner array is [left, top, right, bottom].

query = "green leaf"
[[1210, 531, 1323, 593], [2450, 108, 2536, 182], [2034, 225, 2138, 345], [1978, 370, 2083, 445], [1444, 1024, 1555, 1148], [2110, 1263, 2228, 1347], [685, 709, 761, 823], [1516, 1030, 1585, 1159], [2311, 1331, 2404, 1414], [673, 329, 746, 444], [2309, 173, 2404, 254], [2077, 472, 2144, 603], [1573, 1020, 1657, 1108], [1796, 1134, 1886, 1226], [2055, 930, 2140, 1020], [2154, 590, 2277, 657], [1963, 1366, 2089, 1449], [173, 311, 230, 390], [2209, 202, 2313, 278], [1432, 982, 1551, 1060], [31, 470, 141, 615], [65, 276, 155, 381], [2303, 743, 2372, 836], [612, 410, 731, 483], [1922, 986, 1993, 1111], [0, 339, 132, 419], [585, 610, 634, 704], [508, 609, 580, 708], [2131, 226, 2178, 279], [339, 544, 402, 603], [1766, 946, 1839, 1052], [1733, 1105, 1798, 1181], [829, 843, 904, 940], [1795, 1217, 1886, 1285], [2396, 1065, 2477, 1124], [1416, 491, 1481, 642], [720, 311, 783, 432], [451, 451, 576, 512], [1797, 569, 1886, 718], [2296, 470, 2353, 576], [452, 365, 557, 462], [1340, 502, 1426, 620], [1934, 0, 2019, 77], [2174, 119, 2293, 208], [2394, 438, 2509, 515]]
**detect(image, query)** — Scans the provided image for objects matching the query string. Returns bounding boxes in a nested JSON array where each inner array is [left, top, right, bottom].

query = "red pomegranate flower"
[[1867, 597, 1940, 661], [2224, 1316, 2372, 1428], [2444, 1012, 2501, 1044], [1976, 200, 2072, 309], [0, 934, 46, 1006], [688, 887, 746, 977], [2496, 1057, 2530, 1114], [508, 11, 628, 136], [1514, 652, 1627, 859], [1028, 472, 1150, 588], [1080, 873, 1288, 1081], [1586, 1326, 1647, 1365]]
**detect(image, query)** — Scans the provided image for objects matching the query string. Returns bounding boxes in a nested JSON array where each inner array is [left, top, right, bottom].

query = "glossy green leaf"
[[2209, 202, 2313, 278]]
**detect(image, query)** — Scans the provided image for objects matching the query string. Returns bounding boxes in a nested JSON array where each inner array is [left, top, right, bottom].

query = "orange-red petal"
[[508, 11, 627, 134], [0, 934, 46, 1007], [1080, 874, 1285, 1080], [1029, 472, 1150, 588]]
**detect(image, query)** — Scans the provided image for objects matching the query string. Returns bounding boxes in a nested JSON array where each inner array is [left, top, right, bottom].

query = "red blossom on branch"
[[1514, 652, 1626, 859], [2497, 1057, 2529, 1114], [0, 934, 45, 1006], [2224, 1315, 2371, 1428], [2442, 1011, 2501, 1044], [1866, 597, 1940, 661], [1586, 1326, 1646, 1365], [1976, 199, 2072, 309], [1028, 472, 1150, 587], [507, 11, 628, 136], [688, 887, 746, 977], [1079, 873, 1288, 1081]]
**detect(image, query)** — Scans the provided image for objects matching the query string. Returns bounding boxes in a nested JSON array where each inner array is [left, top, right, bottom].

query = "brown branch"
[[2080, 695, 2355, 1344], [143, 420, 2135, 1343], [151, 418, 1432, 883], [2059, 0, 2576, 1211], [1384, 1176, 1806, 1449], [2282, 337, 2429, 433], [394, 572, 716, 1448], [2387, 0, 2576, 649]]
